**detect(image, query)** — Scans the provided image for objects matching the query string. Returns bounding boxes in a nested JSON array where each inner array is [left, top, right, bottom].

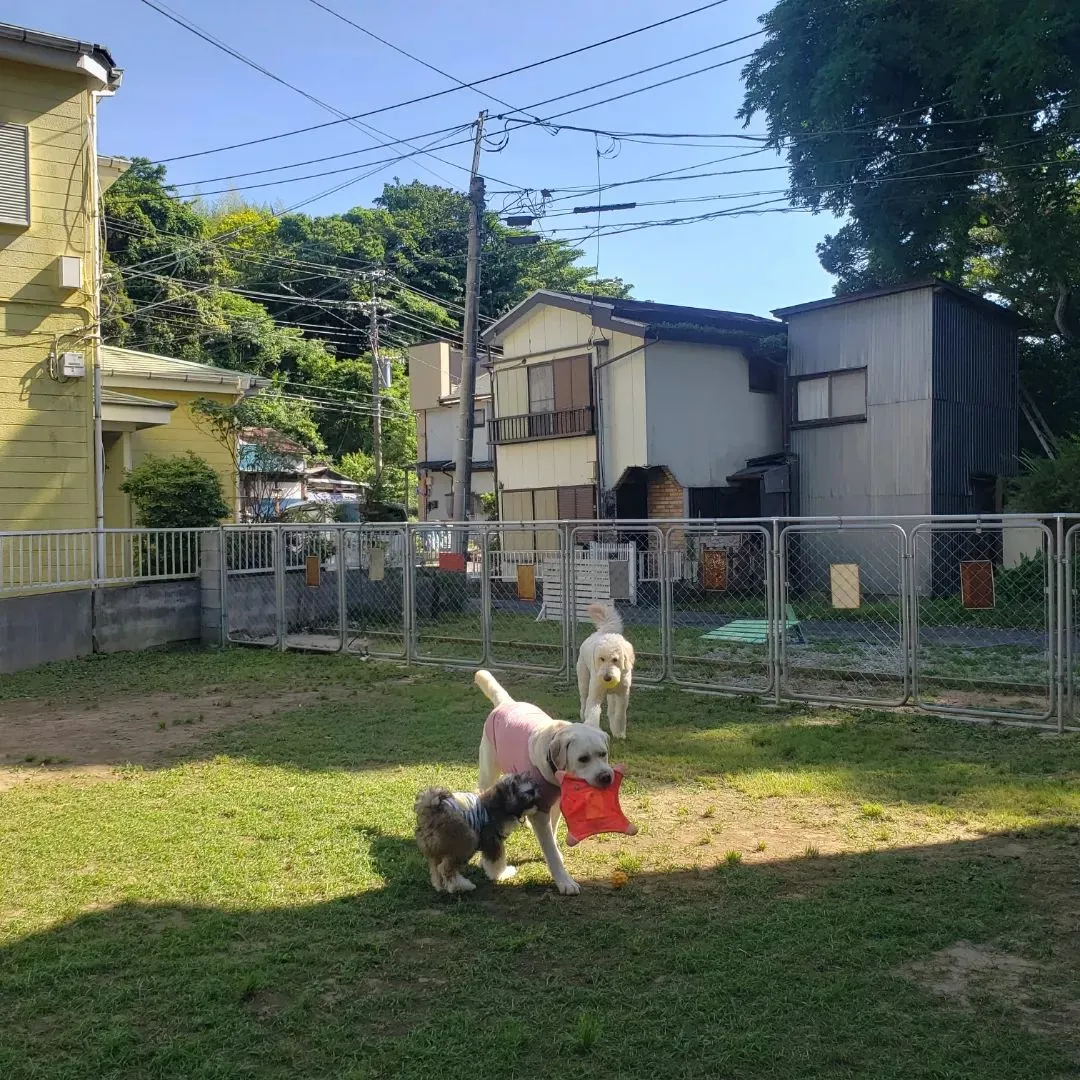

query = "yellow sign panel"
[[830, 563, 861, 609]]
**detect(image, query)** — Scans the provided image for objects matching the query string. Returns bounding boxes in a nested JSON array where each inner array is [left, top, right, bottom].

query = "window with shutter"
[[0, 124, 30, 227], [552, 354, 592, 411]]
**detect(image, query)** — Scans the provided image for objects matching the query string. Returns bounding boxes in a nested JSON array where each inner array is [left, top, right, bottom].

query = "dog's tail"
[[474, 669, 512, 707], [414, 786, 454, 821], [586, 601, 623, 635]]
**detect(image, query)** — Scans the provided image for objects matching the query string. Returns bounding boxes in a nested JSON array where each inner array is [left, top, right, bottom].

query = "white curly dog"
[[576, 601, 635, 739]]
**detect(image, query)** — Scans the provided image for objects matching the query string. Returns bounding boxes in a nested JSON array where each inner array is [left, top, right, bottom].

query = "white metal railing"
[[0, 528, 207, 595]]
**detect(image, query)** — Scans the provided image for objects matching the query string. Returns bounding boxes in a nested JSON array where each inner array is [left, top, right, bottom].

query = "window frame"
[[527, 362, 555, 413], [790, 366, 868, 429]]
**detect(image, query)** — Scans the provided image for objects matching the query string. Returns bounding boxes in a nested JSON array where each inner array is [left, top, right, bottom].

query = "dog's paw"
[[556, 876, 581, 896], [496, 865, 518, 881], [447, 874, 476, 893]]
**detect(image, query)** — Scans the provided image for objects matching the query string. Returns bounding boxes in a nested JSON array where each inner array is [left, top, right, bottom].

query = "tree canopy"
[[102, 163, 629, 514]]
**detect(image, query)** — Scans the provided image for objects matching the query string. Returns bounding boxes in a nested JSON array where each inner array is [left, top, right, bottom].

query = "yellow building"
[[0, 22, 125, 532], [98, 345, 268, 527]]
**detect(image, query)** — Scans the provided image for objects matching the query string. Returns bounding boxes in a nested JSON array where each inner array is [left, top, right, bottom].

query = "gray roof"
[[483, 290, 780, 346], [772, 279, 1025, 325]]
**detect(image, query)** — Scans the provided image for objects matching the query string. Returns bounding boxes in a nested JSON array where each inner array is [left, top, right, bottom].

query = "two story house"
[[480, 291, 787, 544], [408, 339, 494, 522], [0, 22, 124, 531]]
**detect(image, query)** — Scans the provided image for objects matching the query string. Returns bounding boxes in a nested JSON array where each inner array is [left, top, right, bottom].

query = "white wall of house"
[[643, 341, 782, 489], [599, 329, 647, 489], [497, 436, 597, 492], [421, 468, 494, 521], [498, 304, 595, 359]]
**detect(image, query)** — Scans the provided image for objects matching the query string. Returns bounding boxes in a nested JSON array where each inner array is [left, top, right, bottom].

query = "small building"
[[408, 340, 493, 522], [773, 279, 1023, 593], [238, 428, 364, 521]]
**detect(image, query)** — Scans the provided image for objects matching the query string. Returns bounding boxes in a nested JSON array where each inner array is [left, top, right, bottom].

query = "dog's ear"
[[624, 641, 635, 672], [547, 727, 572, 772]]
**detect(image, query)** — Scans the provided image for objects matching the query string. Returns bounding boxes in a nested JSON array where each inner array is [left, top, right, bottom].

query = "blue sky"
[[10, 0, 841, 316]]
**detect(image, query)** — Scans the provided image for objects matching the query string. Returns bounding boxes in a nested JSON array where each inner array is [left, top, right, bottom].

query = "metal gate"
[[667, 523, 774, 694], [223, 526, 279, 647], [780, 523, 909, 707], [911, 520, 1054, 723]]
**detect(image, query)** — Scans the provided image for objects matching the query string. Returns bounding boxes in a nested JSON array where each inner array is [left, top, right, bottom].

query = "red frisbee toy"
[[556, 765, 637, 846]]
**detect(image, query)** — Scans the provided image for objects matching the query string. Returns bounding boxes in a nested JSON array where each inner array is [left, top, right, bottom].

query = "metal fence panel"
[[570, 523, 664, 685], [223, 526, 279, 647], [1065, 524, 1079, 728], [100, 529, 203, 583], [0, 530, 95, 595], [280, 525, 346, 652], [341, 525, 407, 658], [408, 522, 485, 666], [780, 524, 909, 706], [667, 523, 774, 694], [484, 521, 566, 673], [911, 520, 1054, 723]]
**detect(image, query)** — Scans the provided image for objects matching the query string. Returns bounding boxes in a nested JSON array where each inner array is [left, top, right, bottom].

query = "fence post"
[[404, 523, 416, 664], [771, 519, 782, 706], [480, 524, 493, 666], [901, 523, 915, 704], [274, 525, 286, 653], [562, 523, 573, 685], [1056, 516, 1066, 734], [199, 529, 225, 646], [338, 525, 349, 654]]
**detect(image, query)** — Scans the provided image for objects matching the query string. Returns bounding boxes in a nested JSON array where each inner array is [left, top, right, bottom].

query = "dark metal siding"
[[930, 290, 1019, 516]]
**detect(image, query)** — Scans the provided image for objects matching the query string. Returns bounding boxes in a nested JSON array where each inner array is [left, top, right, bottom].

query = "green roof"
[[100, 346, 269, 390]]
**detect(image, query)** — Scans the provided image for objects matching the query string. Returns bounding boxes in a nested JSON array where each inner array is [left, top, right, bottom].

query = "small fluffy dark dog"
[[414, 772, 542, 893]]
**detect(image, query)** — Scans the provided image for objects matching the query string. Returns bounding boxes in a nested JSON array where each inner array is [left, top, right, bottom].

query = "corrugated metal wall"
[[787, 288, 934, 518], [930, 291, 1019, 515]]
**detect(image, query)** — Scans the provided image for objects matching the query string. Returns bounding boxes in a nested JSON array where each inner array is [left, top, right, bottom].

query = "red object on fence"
[[438, 552, 467, 572]]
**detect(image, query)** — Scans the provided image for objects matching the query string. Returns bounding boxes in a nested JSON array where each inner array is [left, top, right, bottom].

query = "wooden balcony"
[[488, 406, 595, 445]]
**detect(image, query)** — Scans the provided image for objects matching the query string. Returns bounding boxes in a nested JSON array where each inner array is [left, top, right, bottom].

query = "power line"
[[136, 0, 459, 186], [158, 0, 735, 163]]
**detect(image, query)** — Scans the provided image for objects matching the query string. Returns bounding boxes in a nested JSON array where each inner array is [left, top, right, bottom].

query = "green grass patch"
[[1, 648, 1079, 1079]]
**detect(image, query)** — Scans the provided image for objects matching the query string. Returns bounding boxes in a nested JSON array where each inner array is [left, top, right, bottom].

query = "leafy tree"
[[1007, 437, 1080, 513], [739, 0, 1080, 431], [120, 452, 230, 528]]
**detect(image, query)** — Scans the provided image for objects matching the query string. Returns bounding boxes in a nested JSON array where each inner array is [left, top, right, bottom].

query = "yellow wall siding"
[[0, 59, 95, 532], [102, 431, 130, 528], [126, 389, 241, 520], [499, 305, 594, 359], [497, 436, 596, 492]]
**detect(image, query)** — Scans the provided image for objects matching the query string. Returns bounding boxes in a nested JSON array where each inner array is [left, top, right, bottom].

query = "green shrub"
[[121, 452, 231, 529], [1008, 436, 1080, 513]]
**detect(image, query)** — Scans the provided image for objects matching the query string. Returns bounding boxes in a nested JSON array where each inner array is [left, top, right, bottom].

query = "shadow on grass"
[[2, 829, 1079, 1080]]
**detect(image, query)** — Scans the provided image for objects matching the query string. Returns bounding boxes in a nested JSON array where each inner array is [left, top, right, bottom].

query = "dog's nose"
[[596, 771, 613, 788]]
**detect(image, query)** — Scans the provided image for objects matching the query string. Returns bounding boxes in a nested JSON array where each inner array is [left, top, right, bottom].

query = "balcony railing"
[[488, 406, 595, 445]]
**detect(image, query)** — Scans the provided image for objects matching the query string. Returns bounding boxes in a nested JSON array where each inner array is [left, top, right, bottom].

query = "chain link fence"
[[485, 521, 566, 673], [667, 524, 774, 694], [223, 526, 279, 647], [210, 517, 1077, 730], [571, 523, 665, 684], [911, 520, 1054, 722], [409, 522, 485, 666], [780, 524, 909, 706], [343, 525, 408, 658]]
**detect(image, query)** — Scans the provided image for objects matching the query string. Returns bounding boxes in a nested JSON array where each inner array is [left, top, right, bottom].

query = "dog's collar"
[[545, 746, 560, 782]]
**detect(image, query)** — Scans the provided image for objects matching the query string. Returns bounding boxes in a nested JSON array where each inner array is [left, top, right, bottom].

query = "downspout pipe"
[[90, 88, 109, 577]]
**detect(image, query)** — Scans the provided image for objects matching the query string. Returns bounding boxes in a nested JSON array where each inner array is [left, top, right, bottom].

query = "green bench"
[[700, 604, 805, 645]]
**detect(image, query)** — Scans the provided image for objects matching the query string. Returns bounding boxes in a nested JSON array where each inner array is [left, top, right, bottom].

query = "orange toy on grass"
[[555, 765, 637, 846]]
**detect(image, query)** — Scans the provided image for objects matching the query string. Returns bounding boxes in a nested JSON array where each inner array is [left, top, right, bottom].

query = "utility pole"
[[366, 271, 384, 492], [451, 111, 487, 547]]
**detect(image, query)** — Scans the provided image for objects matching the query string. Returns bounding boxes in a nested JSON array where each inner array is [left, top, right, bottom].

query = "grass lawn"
[[2, 648, 1080, 1079]]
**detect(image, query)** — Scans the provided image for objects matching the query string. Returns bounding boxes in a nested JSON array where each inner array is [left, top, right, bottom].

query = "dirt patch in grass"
[[0, 686, 359, 789]]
